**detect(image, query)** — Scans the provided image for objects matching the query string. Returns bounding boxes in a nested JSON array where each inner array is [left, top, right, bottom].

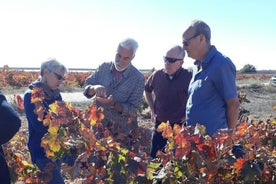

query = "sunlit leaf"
[[45, 149, 55, 158], [43, 114, 51, 126], [95, 142, 106, 151], [13, 94, 24, 110], [202, 143, 217, 161], [34, 105, 44, 121], [48, 137, 61, 152], [235, 122, 248, 137], [48, 101, 59, 113], [118, 154, 126, 163], [48, 122, 59, 134], [31, 87, 45, 103], [88, 105, 105, 126], [194, 123, 206, 135], [271, 149, 276, 157], [157, 121, 173, 139], [233, 158, 245, 174], [174, 133, 191, 158]]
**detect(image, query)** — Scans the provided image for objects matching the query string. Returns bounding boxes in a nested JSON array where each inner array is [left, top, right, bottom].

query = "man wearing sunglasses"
[[145, 45, 192, 158], [182, 20, 240, 137]]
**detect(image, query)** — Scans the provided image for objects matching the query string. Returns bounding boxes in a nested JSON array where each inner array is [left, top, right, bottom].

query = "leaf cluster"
[[4, 87, 276, 183]]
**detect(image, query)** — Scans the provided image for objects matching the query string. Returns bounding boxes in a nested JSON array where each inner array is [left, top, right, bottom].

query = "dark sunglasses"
[[182, 33, 200, 46], [52, 72, 65, 81], [163, 56, 182, 63]]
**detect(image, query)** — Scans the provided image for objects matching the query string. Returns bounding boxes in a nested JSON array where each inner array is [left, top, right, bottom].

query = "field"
[[1, 69, 276, 183]]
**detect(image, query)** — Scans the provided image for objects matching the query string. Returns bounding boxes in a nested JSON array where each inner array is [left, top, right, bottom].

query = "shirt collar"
[[164, 67, 182, 79], [194, 45, 217, 70], [111, 62, 133, 78]]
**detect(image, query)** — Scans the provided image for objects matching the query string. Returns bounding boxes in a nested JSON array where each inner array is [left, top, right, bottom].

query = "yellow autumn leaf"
[[31, 87, 45, 103], [48, 123, 59, 134], [45, 149, 55, 158], [90, 119, 96, 126], [272, 149, 276, 157], [43, 116, 51, 126], [95, 142, 106, 151], [157, 121, 169, 130], [49, 101, 59, 113], [49, 138, 61, 152], [21, 161, 35, 168], [41, 137, 49, 147]]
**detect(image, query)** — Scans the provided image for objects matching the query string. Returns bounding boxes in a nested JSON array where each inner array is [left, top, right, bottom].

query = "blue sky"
[[0, 0, 275, 70]]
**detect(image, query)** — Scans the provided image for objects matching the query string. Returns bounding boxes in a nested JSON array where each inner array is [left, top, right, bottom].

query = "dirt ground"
[[237, 84, 276, 121]]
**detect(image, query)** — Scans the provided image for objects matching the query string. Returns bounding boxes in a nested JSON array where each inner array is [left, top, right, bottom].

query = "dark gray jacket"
[[0, 91, 21, 184]]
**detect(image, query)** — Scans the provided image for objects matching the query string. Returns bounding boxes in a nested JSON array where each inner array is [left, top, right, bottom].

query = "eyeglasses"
[[52, 72, 65, 81], [182, 33, 200, 46], [163, 56, 182, 63]]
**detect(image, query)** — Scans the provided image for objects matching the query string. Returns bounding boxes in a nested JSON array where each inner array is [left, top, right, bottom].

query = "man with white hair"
[[83, 38, 145, 147]]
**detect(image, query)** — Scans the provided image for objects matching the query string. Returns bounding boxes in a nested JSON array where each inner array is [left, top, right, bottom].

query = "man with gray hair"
[[83, 38, 144, 148], [145, 45, 192, 158]]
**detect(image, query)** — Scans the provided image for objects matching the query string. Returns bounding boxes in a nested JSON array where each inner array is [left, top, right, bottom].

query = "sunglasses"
[[163, 56, 182, 63], [52, 72, 65, 81], [182, 33, 200, 46]]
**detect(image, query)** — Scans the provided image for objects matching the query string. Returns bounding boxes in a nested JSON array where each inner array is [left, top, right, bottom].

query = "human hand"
[[96, 95, 114, 106], [94, 85, 107, 98]]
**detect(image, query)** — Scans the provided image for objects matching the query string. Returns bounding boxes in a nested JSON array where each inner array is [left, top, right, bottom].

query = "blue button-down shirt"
[[186, 46, 237, 135]]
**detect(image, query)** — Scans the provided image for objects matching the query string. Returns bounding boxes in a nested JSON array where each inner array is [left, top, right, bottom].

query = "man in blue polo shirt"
[[182, 20, 240, 136]]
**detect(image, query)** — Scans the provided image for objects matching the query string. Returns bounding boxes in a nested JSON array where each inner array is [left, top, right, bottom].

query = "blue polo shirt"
[[186, 46, 237, 136]]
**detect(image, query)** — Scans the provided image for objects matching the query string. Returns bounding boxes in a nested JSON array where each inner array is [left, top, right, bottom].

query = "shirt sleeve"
[[0, 94, 21, 145], [144, 72, 155, 92], [215, 59, 237, 100]]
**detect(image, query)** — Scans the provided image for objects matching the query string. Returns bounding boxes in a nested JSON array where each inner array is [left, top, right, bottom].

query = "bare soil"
[[237, 84, 276, 121]]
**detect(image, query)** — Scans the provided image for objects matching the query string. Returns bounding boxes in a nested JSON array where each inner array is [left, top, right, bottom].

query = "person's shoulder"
[[129, 65, 144, 77], [180, 67, 192, 75], [150, 68, 163, 75], [101, 61, 113, 66], [0, 91, 7, 104], [215, 52, 235, 68], [93, 62, 113, 74], [212, 46, 232, 62], [23, 89, 32, 100], [98, 61, 113, 69]]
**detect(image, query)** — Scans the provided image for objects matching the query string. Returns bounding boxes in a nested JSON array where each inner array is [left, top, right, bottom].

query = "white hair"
[[118, 38, 139, 56]]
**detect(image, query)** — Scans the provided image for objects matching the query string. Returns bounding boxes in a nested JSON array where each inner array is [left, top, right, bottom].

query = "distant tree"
[[239, 64, 257, 73]]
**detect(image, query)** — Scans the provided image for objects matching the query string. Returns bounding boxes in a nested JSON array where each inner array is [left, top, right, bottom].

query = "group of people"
[[0, 19, 240, 183]]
